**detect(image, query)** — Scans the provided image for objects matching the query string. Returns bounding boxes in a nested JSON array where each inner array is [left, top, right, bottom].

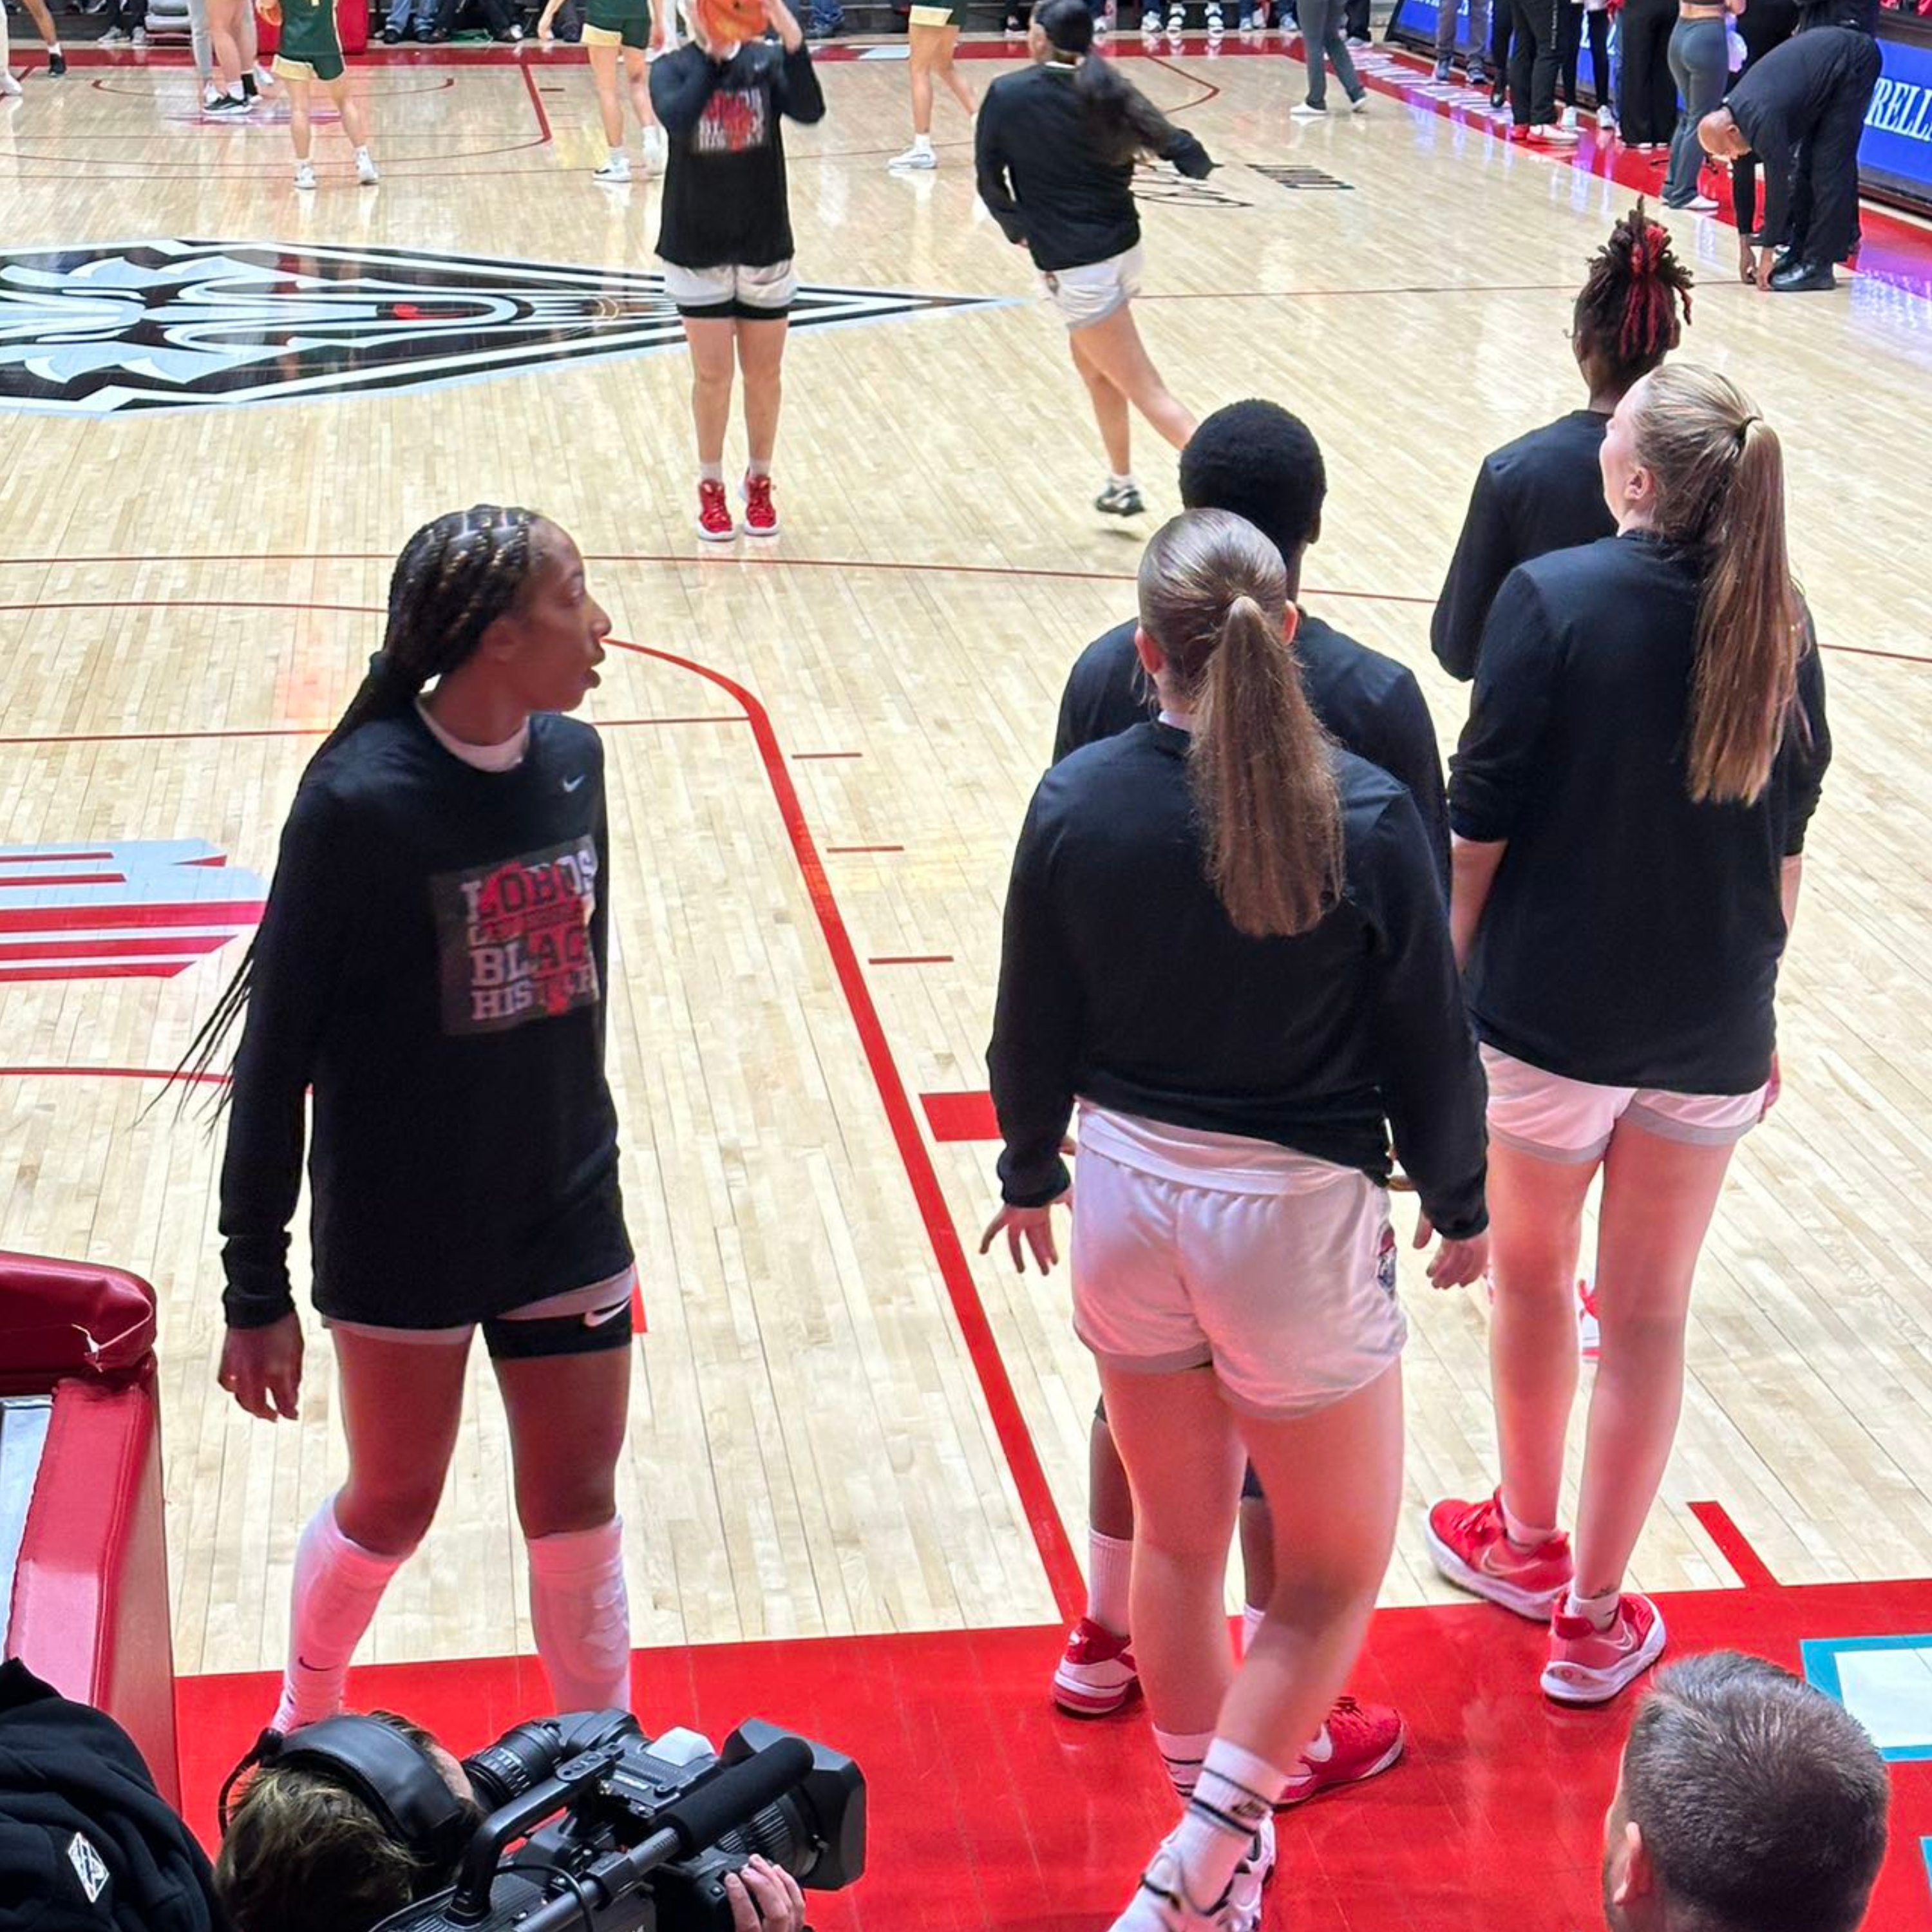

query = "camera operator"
[[214, 1712, 808, 1932], [1603, 1651, 1889, 1932]]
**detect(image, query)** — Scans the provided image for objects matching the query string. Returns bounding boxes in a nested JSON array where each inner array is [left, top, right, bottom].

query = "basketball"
[[688, 0, 767, 46]]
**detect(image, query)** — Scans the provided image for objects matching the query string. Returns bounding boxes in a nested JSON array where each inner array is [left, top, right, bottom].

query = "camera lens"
[[462, 1721, 569, 1812], [719, 1797, 816, 1880]]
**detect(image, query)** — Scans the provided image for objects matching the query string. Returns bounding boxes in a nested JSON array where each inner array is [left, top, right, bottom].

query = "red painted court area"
[[175, 1567, 1932, 1931]]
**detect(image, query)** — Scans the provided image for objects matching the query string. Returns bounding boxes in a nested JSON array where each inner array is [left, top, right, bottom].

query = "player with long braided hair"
[[1432, 202, 1694, 681], [180, 506, 639, 1733]]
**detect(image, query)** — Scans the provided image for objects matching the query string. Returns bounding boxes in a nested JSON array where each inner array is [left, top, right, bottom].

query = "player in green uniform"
[[261, 0, 378, 189], [537, 0, 671, 184]]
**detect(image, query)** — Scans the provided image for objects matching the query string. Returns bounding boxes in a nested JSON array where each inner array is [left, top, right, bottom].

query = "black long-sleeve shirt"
[[650, 39, 825, 270], [989, 726, 1488, 1238], [1797, 0, 1875, 34], [974, 61, 1212, 272], [1053, 612, 1452, 892], [220, 710, 632, 1329], [1431, 410, 1615, 682], [1727, 27, 1879, 252], [1451, 533, 1830, 1094]]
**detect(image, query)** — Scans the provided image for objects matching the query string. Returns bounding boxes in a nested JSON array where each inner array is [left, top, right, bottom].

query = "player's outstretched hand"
[[218, 1312, 303, 1421], [1412, 1214, 1490, 1291], [724, 1857, 805, 1932]]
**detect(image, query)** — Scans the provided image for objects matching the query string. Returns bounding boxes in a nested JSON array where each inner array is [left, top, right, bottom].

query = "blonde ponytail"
[[1137, 509, 1341, 938]]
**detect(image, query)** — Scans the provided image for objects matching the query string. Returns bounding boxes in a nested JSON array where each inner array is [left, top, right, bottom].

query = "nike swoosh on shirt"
[[562, 775, 587, 793]]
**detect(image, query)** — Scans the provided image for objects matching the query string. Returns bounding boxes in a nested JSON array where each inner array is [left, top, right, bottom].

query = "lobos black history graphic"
[[431, 836, 601, 1036], [0, 239, 1005, 415]]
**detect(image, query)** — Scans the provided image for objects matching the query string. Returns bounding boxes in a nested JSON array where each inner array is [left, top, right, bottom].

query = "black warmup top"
[[1450, 532, 1831, 1094], [1431, 410, 1615, 682], [1727, 28, 1880, 250], [989, 727, 1488, 1238], [1797, 0, 1875, 33], [974, 60, 1213, 272], [650, 40, 826, 270], [220, 709, 632, 1330], [1054, 612, 1451, 891]]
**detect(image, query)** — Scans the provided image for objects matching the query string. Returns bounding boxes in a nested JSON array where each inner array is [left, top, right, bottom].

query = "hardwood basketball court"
[[5, 30, 1932, 1927]]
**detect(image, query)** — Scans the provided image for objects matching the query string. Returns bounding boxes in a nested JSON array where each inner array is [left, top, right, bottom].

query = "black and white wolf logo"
[[0, 238, 1001, 415]]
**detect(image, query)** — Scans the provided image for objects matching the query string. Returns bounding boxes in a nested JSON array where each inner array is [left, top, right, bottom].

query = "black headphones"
[[218, 1718, 478, 1875]]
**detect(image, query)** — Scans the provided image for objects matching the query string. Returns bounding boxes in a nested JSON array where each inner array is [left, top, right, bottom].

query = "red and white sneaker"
[[696, 478, 735, 542], [1542, 1591, 1667, 1705], [1425, 1492, 1574, 1621], [1279, 1696, 1405, 1806], [1052, 1616, 1139, 1716], [741, 471, 779, 536], [1577, 1277, 1600, 1361]]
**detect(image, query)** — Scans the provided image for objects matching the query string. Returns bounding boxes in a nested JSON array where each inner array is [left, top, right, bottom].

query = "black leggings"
[[1617, 0, 1679, 144], [1558, 4, 1610, 108]]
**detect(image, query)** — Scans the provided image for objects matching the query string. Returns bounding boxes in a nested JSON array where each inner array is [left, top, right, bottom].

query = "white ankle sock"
[[1501, 1497, 1557, 1548], [747, 457, 772, 479], [1565, 1585, 1622, 1631], [528, 1517, 632, 1710], [609, 145, 625, 162], [273, 1497, 410, 1733], [1239, 1604, 1265, 1656], [1108, 472, 1137, 491], [699, 462, 724, 484], [1086, 1531, 1133, 1638], [1152, 1723, 1214, 1797], [1165, 1739, 1289, 1904]]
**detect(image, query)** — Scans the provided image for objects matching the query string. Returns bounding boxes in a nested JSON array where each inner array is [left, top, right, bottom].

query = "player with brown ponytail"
[[180, 506, 641, 1741], [1432, 201, 1693, 681], [1429, 366, 1830, 1707], [987, 509, 1486, 1931]]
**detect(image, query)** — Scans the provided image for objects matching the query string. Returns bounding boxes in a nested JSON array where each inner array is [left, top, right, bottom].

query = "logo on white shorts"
[[0, 240, 1012, 416]]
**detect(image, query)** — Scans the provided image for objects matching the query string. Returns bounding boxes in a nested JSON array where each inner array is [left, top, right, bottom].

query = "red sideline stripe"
[[0, 900, 263, 934], [1689, 1501, 1780, 1591], [0, 1066, 229, 1084], [630, 1282, 648, 1334], [608, 638, 1085, 1622], [0, 963, 196, 981], [0, 934, 228, 961], [922, 1091, 1000, 1143], [0, 851, 114, 864], [0, 873, 128, 889]]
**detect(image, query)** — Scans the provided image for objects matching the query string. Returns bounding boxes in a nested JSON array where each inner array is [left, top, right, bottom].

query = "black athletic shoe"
[[47, 48, 68, 75], [1095, 481, 1145, 518], [1769, 260, 1837, 293], [205, 90, 248, 109], [383, 23, 402, 37]]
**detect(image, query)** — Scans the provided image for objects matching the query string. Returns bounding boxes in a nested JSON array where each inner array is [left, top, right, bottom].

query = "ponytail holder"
[[366, 651, 399, 685], [1736, 414, 1761, 446]]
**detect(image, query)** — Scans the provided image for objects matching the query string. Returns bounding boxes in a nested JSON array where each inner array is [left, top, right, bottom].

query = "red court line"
[[0, 872, 126, 889], [1690, 1500, 1781, 1591], [519, 57, 553, 144], [0, 850, 113, 862], [922, 1090, 999, 1143], [0, 1066, 228, 1084], [607, 636, 1086, 1622], [867, 954, 952, 966]]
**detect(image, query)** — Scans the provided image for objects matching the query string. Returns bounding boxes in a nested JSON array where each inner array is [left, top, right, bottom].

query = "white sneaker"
[[1205, 3, 1224, 32], [592, 153, 631, 182], [1166, 7, 1183, 28], [100, 26, 128, 43], [1, 68, 22, 96], [294, 160, 316, 189], [1596, 103, 1615, 131], [641, 124, 667, 169], [131, 25, 149, 44], [254, 62, 276, 89], [888, 141, 936, 169], [1559, 102, 1575, 129], [1350, 91, 1368, 111], [355, 147, 379, 184], [1116, 1819, 1274, 1932], [1291, 100, 1326, 118]]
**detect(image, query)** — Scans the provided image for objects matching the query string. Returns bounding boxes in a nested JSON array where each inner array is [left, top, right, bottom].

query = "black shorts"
[[325, 1272, 639, 1361]]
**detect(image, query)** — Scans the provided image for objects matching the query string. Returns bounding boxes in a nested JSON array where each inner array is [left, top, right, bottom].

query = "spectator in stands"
[[1618, 0, 1678, 147], [1603, 1653, 1889, 1932], [0, 1659, 226, 1932]]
